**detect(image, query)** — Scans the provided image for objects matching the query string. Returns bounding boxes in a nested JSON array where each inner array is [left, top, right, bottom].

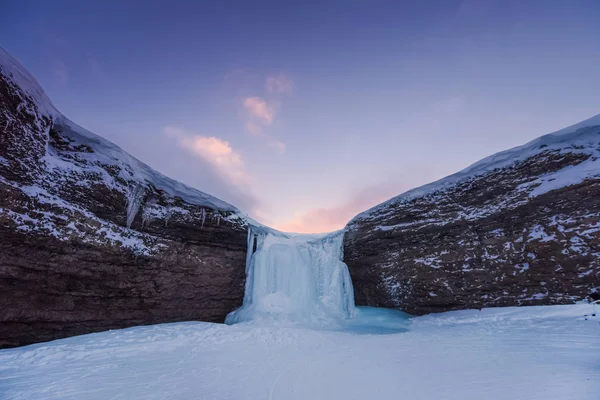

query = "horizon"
[[2, 0, 600, 233]]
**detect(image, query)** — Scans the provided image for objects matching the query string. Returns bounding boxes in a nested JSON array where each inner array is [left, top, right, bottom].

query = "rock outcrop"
[[0, 49, 248, 348], [344, 116, 600, 315]]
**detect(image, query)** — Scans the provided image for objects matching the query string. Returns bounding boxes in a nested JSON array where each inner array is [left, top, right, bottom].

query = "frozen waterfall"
[[226, 225, 357, 327], [226, 224, 411, 333]]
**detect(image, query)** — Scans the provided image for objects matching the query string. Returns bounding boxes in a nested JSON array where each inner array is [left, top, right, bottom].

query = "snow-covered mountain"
[[345, 115, 600, 314], [0, 48, 248, 347]]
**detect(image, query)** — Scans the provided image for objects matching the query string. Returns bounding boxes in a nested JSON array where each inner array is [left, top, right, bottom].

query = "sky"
[[2, 0, 600, 232]]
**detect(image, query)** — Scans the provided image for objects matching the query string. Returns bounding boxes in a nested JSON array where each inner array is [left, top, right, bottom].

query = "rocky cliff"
[[0, 49, 248, 348], [344, 116, 600, 315]]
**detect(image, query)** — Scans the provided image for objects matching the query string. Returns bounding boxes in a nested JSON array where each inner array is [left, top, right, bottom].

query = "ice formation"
[[126, 185, 145, 228], [226, 225, 356, 327]]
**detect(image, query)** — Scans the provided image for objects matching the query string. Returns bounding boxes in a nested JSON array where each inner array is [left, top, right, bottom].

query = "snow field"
[[0, 304, 598, 400]]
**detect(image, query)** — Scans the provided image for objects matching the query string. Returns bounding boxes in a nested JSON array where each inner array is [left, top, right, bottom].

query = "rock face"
[[344, 116, 600, 315], [0, 49, 248, 348]]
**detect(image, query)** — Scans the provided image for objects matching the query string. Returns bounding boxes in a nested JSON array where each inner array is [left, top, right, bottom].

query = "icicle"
[[141, 207, 151, 228], [164, 208, 172, 227], [141, 198, 159, 228], [200, 208, 206, 227], [241, 226, 258, 306], [125, 185, 145, 229]]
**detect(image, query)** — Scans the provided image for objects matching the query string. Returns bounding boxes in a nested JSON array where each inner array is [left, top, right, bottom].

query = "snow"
[[0, 180, 167, 255], [528, 224, 556, 242], [528, 152, 600, 197], [226, 226, 356, 327], [414, 255, 442, 269], [353, 114, 600, 223], [1, 304, 598, 400], [0, 48, 57, 119]]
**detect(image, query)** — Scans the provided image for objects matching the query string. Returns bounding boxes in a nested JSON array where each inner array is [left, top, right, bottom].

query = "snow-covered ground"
[[1, 304, 598, 400]]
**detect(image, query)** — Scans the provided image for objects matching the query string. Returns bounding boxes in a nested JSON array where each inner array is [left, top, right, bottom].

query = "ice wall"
[[226, 225, 356, 327]]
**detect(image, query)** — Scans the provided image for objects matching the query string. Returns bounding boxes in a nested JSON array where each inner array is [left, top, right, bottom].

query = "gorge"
[[1, 47, 599, 348]]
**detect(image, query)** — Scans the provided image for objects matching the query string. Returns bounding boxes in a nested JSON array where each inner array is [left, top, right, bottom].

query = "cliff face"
[[344, 117, 600, 315], [0, 49, 248, 348]]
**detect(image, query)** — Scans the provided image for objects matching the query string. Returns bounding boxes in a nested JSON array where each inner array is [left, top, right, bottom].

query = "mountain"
[[0, 48, 249, 348], [344, 115, 600, 314]]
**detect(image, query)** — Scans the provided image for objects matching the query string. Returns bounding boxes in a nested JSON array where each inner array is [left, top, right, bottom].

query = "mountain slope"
[[0, 48, 248, 347], [344, 115, 600, 314]]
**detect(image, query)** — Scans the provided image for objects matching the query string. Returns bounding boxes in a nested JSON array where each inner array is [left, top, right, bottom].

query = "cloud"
[[243, 96, 274, 125], [239, 74, 292, 151], [268, 140, 286, 153], [54, 60, 68, 85], [245, 121, 263, 136], [274, 182, 410, 233], [164, 126, 248, 186], [266, 74, 293, 94]]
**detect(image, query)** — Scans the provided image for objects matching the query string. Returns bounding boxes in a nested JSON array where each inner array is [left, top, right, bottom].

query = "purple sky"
[[2, 0, 600, 232]]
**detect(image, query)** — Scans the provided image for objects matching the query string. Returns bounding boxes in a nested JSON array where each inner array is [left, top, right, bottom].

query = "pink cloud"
[[275, 182, 409, 233], [240, 75, 292, 151], [266, 74, 293, 94], [243, 96, 274, 125], [164, 126, 248, 186], [245, 121, 263, 136]]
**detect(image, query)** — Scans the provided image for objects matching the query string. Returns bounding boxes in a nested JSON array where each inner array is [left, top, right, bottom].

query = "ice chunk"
[[342, 306, 411, 334]]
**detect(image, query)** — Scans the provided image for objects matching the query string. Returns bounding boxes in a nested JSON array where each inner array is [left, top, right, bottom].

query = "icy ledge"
[[226, 224, 410, 333]]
